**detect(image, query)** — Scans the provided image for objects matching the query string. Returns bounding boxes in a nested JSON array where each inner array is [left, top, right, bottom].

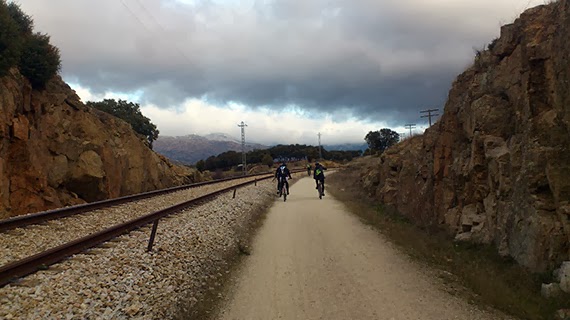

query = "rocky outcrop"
[[0, 69, 202, 219], [361, 2, 570, 272]]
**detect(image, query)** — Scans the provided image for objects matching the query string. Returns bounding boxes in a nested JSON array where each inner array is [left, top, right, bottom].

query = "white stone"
[[541, 283, 561, 298], [559, 261, 570, 293]]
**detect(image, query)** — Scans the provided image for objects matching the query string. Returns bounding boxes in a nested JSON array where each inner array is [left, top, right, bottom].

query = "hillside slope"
[[0, 69, 202, 219], [359, 2, 570, 272], [154, 134, 267, 164]]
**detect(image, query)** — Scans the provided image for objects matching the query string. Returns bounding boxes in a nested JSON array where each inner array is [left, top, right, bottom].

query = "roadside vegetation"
[[196, 145, 360, 173], [327, 166, 570, 320], [195, 127, 399, 179], [362, 128, 400, 156], [0, 0, 61, 88]]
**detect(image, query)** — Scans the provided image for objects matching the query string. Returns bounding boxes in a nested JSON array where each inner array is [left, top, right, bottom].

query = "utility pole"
[[420, 108, 440, 126], [317, 132, 323, 160], [404, 124, 416, 138], [238, 121, 247, 176]]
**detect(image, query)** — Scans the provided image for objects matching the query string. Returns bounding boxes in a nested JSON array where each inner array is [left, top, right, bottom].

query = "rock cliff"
[[0, 69, 202, 219], [361, 2, 570, 272]]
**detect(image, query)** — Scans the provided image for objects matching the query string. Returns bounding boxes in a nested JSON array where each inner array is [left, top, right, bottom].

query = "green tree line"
[[364, 128, 400, 155], [0, 1, 61, 88], [196, 144, 361, 172]]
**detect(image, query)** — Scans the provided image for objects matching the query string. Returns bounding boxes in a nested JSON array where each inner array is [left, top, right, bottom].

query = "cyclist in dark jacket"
[[275, 162, 292, 195], [313, 162, 326, 195]]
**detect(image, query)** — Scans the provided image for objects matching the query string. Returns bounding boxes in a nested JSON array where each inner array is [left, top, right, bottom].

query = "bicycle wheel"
[[318, 182, 323, 199], [283, 186, 287, 202]]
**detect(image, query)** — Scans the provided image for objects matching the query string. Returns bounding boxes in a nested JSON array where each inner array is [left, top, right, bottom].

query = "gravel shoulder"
[[214, 176, 512, 320], [0, 178, 282, 319]]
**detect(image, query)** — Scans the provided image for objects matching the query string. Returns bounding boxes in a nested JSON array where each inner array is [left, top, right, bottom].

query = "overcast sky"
[[15, 0, 544, 145]]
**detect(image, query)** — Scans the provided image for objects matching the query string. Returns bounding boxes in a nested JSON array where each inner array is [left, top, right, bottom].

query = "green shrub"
[[0, 1, 61, 88], [0, 0, 22, 76], [7, 1, 33, 35], [87, 99, 160, 149], [18, 32, 61, 89], [262, 153, 274, 167], [196, 160, 206, 172]]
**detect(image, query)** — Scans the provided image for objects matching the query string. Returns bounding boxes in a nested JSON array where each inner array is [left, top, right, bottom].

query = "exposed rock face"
[[361, 2, 570, 271], [0, 69, 202, 219]]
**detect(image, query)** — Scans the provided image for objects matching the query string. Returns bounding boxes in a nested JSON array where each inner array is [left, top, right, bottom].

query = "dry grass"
[[327, 168, 570, 320]]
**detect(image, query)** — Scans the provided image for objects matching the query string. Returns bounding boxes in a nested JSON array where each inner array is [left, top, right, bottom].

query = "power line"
[[119, 0, 154, 34], [131, 0, 194, 63], [133, 0, 168, 32], [404, 124, 416, 138], [238, 121, 248, 176], [119, 0, 195, 66], [420, 108, 440, 126]]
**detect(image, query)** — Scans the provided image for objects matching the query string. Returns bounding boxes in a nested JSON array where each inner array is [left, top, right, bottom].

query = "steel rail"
[[0, 171, 277, 232], [0, 174, 277, 287]]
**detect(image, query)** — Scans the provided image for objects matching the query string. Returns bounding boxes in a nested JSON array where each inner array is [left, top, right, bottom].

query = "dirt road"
[[215, 176, 509, 320]]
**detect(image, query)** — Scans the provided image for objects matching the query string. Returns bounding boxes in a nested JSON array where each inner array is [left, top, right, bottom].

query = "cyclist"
[[275, 162, 292, 195], [306, 163, 312, 176], [313, 162, 326, 196]]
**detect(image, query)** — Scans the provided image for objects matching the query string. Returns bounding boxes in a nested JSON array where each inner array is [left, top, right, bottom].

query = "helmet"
[[315, 162, 320, 166], [281, 162, 286, 166]]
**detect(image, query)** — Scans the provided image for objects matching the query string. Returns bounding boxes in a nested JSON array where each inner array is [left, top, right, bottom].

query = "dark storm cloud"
[[15, 0, 541, 124]]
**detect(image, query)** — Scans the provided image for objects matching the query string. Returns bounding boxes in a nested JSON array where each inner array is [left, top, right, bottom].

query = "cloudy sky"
[[15, 0, 543, 145]]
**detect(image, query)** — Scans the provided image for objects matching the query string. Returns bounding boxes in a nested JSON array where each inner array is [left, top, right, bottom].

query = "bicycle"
[[277, 176, 289, 202], [316, 179, 324, 199]]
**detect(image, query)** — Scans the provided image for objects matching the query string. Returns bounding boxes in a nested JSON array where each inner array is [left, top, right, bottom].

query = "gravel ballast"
[[0, 175, 269, 266], [0, 178, 281, 319]]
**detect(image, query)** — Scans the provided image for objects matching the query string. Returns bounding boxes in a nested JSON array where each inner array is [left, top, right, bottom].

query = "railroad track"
[[0, 170, 302, 287], [0, 171, 281, 232]]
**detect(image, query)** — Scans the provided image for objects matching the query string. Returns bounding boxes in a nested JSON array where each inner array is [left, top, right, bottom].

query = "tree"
[[18, 32, 61, 89], [365, 128, 399, 153], [7, 1, 33, 35], [0, 0, 22, 76], [87, 99, 159, 149], [0, 1, 61, 86], [195, 160, 205, 172], [261, 153, 273, 167], [204, 156, 220, 171]]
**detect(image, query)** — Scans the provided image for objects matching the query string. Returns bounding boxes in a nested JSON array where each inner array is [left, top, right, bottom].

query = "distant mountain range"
[[153, 133, 367, 165], [153, 133, 267, 165]]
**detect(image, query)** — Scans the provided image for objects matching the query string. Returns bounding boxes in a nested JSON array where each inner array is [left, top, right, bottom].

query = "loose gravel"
[[0, 178, 282, 319], [0, 175, 270, 266]]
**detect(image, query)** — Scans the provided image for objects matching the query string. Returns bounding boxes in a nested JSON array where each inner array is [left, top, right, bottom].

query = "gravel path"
[[0, 177, 283, 319], [0, 175, 269, 266], [215, 176, 512, 320]]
